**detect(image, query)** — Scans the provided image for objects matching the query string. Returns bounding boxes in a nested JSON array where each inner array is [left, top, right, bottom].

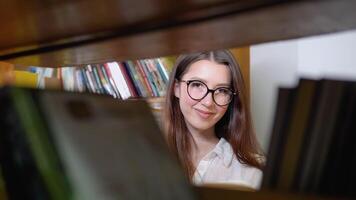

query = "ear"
[[174, 80, 180, 98]]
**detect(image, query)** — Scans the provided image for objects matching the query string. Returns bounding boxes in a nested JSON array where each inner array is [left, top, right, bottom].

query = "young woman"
[[163, 50, 264, 190]]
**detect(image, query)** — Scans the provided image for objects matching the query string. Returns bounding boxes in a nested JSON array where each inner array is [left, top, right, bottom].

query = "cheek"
[[180, 89, 198, 107], [215, 106, 229, 119], [178, 91, 198, 118]]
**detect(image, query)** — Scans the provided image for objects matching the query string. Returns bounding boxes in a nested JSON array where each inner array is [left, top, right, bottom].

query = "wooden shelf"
[[1, 0, 356, 67], [195, 186, 352, 200]]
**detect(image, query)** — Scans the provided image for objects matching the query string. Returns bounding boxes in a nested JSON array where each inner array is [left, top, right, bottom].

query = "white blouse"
[[192, 138, 263, 190]]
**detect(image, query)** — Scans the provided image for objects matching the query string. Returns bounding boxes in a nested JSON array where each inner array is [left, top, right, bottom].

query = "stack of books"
[[262, 78, 356, 198]]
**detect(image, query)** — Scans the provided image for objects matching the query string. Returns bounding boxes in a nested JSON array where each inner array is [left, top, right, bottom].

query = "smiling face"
[[174, 59, 232, 134]]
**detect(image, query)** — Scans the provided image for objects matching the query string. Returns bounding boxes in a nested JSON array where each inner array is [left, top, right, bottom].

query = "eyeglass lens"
[[187, 80, 233, 106]]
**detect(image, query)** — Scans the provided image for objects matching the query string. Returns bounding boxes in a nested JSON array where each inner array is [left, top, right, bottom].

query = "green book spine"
[[11, 88, 73, 200]]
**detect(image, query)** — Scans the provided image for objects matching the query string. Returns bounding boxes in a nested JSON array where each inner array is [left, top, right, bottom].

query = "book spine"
[[84, 66, 96, 93], [103, 63, 121, 99], [139, 60, 158, 96], [79, 68, 90, 93], [147, 59, 166, 96], [107, 62, 128, 99], [100, 64, 119, 99], [95, 64, 112, 96], [91, 65, 105, 94], [118, 62, 138, 98], [155, 58, 169, 84], [0, 88, 49, 199], [133, 60, 152, 97], [126, 61, 146, 97], [11, 88, 73, 200]]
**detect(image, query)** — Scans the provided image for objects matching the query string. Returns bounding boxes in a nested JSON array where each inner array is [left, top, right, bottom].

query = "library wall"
[[298, 30, 356, 80], [250, 29, 356, 152], [250, 41, 299, 151]]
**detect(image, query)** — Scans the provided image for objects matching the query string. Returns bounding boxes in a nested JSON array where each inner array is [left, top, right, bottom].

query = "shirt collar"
[[211, 138, 234, 167]]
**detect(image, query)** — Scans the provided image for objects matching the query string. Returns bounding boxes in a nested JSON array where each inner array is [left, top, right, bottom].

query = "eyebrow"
[[188, 77, 231, 87]]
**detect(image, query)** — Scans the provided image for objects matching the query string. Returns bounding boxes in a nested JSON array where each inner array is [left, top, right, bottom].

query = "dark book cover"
[[276, 79, 318, 191], [261, 86, 297, 189], [318, 81, 356, 197], [294, 79, 345, 193], [0, 87, 49, 199], [10, 88, 73, 200]]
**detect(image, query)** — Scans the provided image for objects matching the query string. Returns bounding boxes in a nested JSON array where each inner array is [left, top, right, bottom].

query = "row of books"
[[262, 78, 356, 198], [0, 87, 194, 200], [29, 57, 175, 99]]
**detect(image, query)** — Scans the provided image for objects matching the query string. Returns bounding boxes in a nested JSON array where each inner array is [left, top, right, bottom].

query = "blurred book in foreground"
[[0, 87, 195, 200]]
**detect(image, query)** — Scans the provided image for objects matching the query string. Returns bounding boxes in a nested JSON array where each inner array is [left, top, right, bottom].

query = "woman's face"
[[174, 59, 232, 134]]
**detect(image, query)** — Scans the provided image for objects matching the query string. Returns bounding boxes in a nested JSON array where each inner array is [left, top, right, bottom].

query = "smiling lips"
[[195, 108, 214, 119]]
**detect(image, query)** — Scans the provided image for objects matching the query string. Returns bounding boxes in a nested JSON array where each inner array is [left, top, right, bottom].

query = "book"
[[295, 79, 345, 192], [11, 88, 73, 200], [99, 64, 120, 99], [107, 62, 131, 99], [0, 87, 196, 200], [261, 86, 297, 189], [0, 88, 50, 199], [136, 60, 155, 97], [317, 81, 356, 197], [13, 71, 38, 88], [0, 62, 15, 86], [263, 78, 356, 198], [0, 169, 8, 200], [123, 61, 144, 97], [117, 62, 138, 97]]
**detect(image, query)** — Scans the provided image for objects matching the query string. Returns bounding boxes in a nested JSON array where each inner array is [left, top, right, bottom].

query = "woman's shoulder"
[[220, 138, 265, 166], [229, 158, 263, 189]]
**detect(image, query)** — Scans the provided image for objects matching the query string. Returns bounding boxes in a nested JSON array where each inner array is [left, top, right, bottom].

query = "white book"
[[107, 62, 130, 99]]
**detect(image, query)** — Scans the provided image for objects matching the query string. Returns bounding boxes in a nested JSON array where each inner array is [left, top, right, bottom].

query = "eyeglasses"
[[180, 80, 236, 106]]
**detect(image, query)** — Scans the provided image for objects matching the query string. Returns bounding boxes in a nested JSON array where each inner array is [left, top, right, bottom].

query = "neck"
[[187, 126, 219, 161], [189, 127, 218, 147]]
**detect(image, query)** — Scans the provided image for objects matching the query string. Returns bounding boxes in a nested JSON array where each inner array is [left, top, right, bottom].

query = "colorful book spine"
[[139, 60, 158, 96], [117, 62, 138, 98], [134, 60, 153, 97], [125, 61, 146, 97]]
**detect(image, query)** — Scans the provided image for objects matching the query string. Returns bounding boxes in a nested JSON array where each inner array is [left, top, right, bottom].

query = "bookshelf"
[[1, 0, 356, 199]]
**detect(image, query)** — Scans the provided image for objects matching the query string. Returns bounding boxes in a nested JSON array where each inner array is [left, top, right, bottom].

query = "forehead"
[[182, 60, 231, 85]]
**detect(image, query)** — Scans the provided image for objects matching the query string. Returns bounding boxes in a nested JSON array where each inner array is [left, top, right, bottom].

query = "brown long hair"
[[163, 49, 263, 180]]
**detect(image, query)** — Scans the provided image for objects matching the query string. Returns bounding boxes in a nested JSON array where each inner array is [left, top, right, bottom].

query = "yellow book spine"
[[14, 71, 38, 88]]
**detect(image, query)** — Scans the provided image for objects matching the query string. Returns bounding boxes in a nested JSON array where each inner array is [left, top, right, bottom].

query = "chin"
[[190, 121, 215, 132]]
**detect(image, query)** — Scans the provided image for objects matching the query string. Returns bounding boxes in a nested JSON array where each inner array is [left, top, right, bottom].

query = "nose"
[[200, 91, 214, 106]]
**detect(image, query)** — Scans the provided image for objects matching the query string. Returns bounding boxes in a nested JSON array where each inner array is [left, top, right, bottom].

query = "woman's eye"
[[216, 88, 230, 94], [191, 82, 204, 88]]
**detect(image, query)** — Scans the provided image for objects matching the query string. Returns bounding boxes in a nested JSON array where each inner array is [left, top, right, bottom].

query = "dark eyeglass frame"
[[180, 79, 237, 106]]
